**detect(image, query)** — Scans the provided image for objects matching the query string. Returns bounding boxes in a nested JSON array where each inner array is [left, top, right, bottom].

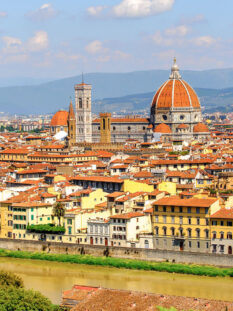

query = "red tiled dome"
[[193, 122, 209, 133], [50, 110, 69, 127], [154, 123, 172, 134], [151, 59, 200, 109]]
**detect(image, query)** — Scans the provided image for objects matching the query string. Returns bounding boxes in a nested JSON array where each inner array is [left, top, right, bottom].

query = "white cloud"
[[179, 14, 206, 26], [25, 3, 58, 22], [165, 25, 189, 37], [27, 31, 49, 52], [151, 31, 173, 46], [85, 40, 108, 54], [0, 12, 7, 18], [192, 36, 216, 46], [2, 36, 23, 54], [112, 0, 174, 18], [87, 6, 107, 17]]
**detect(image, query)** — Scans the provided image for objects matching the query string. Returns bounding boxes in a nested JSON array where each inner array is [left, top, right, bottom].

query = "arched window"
[[205, 229, 209, 238], [155, 226, 159, 235], [171, 227, 175, 236], [163, 226, 167, 236], [187, 228, 192, 238], [196, 228, 200, 238]]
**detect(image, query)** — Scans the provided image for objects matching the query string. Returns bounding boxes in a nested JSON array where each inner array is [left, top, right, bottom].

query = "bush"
[[26, 224, 65, 234], [0, 270, 23, 288]]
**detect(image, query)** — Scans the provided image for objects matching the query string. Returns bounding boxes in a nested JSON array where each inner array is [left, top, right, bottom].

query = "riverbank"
[[0, 248, 232, 278]]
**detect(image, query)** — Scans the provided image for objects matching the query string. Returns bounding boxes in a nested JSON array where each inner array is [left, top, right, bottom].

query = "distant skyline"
[[0, 0, 233, 79]]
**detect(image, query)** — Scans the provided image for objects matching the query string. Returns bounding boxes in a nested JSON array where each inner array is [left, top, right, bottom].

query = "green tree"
[[53, 202, 65, 226]]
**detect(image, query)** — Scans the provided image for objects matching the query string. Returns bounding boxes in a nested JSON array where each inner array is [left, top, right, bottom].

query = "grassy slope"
[[0, 249, 232, 278]]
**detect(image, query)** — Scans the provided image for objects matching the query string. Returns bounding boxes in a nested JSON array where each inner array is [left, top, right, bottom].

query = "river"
[[0, 257, 232, 305]]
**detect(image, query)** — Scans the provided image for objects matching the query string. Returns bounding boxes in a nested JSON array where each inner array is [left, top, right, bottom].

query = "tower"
[[74, 82, 92, 143], [68, 100, 76, 145], [100, 113, 111, 143]]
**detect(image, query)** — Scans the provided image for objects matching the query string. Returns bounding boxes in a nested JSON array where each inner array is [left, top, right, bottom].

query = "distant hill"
[[1, 68, 233, 114], [94, 87, 233, 114]]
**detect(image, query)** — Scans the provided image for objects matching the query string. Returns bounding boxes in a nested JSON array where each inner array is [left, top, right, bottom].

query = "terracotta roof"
[[193, 123, 209, 133], [110, 212, 145, 219], [177, 123, 189, 129], [92, 118, 149, 124], [50, 110, 68, 127], [151, 79, 200, 109], [153, 123, 172, 134], [153, 196, 218, 207], [210, 208, 233, 219]]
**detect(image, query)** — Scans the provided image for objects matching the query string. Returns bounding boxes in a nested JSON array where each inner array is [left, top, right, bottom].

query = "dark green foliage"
[[0, 249, 232, 278], [0, 287, 57, 311], [0, 270, 23, 288], [26, 224, 65, 234]]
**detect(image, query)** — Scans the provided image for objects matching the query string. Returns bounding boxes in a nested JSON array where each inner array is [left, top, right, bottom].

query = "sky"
[[0, 0, 233, 79]]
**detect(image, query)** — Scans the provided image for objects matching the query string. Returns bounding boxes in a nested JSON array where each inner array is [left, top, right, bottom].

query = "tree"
[[53, 202, 65, 226]]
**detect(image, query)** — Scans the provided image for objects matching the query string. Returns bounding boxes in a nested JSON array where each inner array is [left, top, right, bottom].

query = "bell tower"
[[74, 82, 92, 143], [68, 99, 76, 145], [100, 113, 111, 143]]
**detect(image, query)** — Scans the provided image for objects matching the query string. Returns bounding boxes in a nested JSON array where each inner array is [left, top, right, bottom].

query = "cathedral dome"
[[193, 122, 209, 133], [151, 58, 200, 109], [153, 123, 172, 134], [50, 110, 69, 127]]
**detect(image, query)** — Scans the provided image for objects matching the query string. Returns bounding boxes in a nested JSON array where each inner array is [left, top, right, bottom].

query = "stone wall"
[[0, 238, 232, 267]]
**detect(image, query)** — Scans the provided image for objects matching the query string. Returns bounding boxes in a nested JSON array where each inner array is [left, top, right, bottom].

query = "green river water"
[[0, 257, 232, 305]]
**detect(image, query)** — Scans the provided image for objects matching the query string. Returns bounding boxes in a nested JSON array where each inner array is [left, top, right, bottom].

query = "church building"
[[50, 58, 209, 144]]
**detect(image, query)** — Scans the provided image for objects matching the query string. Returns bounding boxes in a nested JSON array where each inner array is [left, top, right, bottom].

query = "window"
[[196, 229, 200, 238], [179, 216, 183, 225], [163, 227, 167, 236], [188, 241, 192, 248], [212, 221, 217, 226], [67, 219, 72, 225], [31, 215, 34, 221], [188, 217, 192, 225], [227, 221, 232, 226], [163, 215, 167, 223], [197, 241, 200, 248], [171, 207, 175, 213], [179, 207, 183, 213], [205, 230, 209, 238], [220, 221, 224, 226], [154, 206, 158, 212], [220, 232, 224, 239], [206, 242, 209, 249], [171, 216, 175, 224], [39, 217, 42, 221], [155, 227, 159, 235], [212, 232, 216, 239], [79, 98, 82, 108], [68, 227, 72, 235], [196, 207, 200, 214], [128, 126, 131, 131], [205, 219, 209, 226], [227, 232, 232, 239], [196, 217, 200, 225], [155, 215, 158, 223], [31, 208, 34, 212], [220, 245, 224, 253], [171, 227, 175, 236], [163, 207, 166, 212], [205, 208, 208, 214], [188, 207, 191, 214], [188, 228, 192, 238]]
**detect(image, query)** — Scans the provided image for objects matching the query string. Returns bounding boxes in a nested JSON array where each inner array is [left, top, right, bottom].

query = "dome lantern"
[[169, 57, 181, 80]]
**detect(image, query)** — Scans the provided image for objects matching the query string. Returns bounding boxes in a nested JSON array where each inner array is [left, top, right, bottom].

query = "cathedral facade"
[[50, 59, 209, 143]]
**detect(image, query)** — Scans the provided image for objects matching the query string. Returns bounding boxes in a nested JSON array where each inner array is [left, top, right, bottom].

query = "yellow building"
[[152, 196, 220, 253], [210, 208, 233, 255]]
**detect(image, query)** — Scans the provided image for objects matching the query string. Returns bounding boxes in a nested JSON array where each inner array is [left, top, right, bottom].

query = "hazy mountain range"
[[1, 68, 233, 114]]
